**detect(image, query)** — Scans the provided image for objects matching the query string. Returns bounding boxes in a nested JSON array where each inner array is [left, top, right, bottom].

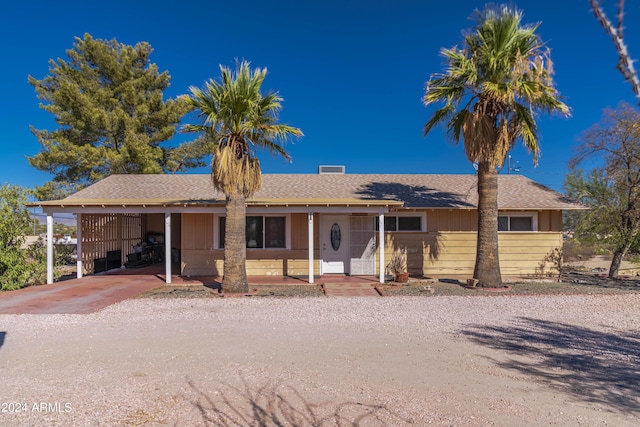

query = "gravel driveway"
[[1, 294, 639, 426]]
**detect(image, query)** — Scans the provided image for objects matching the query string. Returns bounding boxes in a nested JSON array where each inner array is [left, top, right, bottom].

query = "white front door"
[[321, 215, 350, 274]]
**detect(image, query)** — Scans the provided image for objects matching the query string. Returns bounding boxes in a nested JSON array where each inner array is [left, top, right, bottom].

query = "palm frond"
[[423, 104, 456, 137], [423, 4, 569, 167], [182, 60, 301, 197]]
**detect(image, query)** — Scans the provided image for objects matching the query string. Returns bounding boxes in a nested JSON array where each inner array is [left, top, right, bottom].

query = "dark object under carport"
[[94, 250, 122, 273]]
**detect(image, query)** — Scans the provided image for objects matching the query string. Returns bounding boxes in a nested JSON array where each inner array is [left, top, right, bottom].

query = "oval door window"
[[330, 223, 341, 250]]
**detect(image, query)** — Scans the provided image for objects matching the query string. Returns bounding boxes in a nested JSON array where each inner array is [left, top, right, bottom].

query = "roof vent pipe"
[[318, 165, 346, 174]]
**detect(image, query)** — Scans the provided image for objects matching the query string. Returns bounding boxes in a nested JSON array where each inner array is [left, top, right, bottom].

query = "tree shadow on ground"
[[462, 318, 640, 414], [184, 377, 414, 426], [560, 272, 640, 291]]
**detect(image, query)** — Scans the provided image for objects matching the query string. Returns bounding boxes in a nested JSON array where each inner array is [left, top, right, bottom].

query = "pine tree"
[[28, 33, 205, 199]]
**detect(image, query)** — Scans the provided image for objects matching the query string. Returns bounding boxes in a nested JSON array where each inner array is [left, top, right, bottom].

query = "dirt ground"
[[2, 257, 637, 425], [1, 295, 639, 426]]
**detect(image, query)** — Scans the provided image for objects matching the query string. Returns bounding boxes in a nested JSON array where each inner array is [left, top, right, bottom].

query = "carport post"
[[308, 212, 314, 284], [378, 211, 384, 284], [76, 213, 83, 279], [47, 213, 54, 284], [164, 212, 172, 284]]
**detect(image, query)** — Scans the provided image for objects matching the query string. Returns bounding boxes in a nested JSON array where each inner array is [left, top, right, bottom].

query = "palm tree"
[[184, 61, 302, 293], [423, 5, 570, 287]]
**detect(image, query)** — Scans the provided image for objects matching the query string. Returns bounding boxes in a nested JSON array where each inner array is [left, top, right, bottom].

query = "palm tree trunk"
[[222, 193, 249, 293], [474, 161, 503, 287]]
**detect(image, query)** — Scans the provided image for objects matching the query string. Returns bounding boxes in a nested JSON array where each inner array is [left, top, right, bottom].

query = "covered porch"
[[36, 201, 402, 286]]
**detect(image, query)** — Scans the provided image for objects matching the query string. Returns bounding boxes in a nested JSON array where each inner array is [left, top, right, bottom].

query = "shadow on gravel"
[[184, 377, 414, 426], [561, 272, 640, 291], [463, 318, 640, 413]]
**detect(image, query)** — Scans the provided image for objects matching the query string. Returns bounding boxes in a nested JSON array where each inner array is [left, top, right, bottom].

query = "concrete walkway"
[[322, 282, 382, 297]]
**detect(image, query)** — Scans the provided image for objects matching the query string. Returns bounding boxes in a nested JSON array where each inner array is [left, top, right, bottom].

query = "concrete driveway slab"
[[0, 275, 164, 314]]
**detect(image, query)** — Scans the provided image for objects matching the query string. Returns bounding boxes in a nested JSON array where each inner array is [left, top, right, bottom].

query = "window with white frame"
[[218, 215, 287, 248], [375, 213, 426, 232], [498, 212, 537, 231]]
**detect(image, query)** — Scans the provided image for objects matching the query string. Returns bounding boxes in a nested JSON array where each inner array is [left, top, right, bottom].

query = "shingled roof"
[[36, 173, 584, 210]]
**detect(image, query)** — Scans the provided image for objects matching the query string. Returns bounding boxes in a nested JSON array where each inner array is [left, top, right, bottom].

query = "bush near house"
[[0, 184, 65, 290]]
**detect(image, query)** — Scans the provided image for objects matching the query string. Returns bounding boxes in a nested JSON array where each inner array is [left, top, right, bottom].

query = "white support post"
[[164, 212, 172, 284], [76, 213, 83, 279], [308, 212, 314, 284], [47, 214, 54, 284], [378, 212, 385, 284]]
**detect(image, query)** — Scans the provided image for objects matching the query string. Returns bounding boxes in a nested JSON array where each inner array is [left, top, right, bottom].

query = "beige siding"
[[179, 210, 563, 278], [181, 249, 321, 277], [145, 214, 164, 235], [181, 213, 214, 250], [181, 249, 221, 276], [180, 212, 320, 276], [537, 210, 563, 232], [427, 210, 476, 232], [290, 213, 319, 250], [425, 209, 563, 233], [290, 213, 306, 249], [551, 210, 563, 232], [246, 250, 320, 276], [380, 231, 563, 277]]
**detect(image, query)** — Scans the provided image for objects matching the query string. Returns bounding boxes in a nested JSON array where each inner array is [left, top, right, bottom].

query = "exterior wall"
[[180, 212, 320, 276], [180, 248, 321, 277], [180, 210, 564, 278], [181, 213, 215, 276], [425, 209, 563, 232], [427, 210, 477, 232], [537, 210, 563, 232], [380, 231, 563, 277], [290, 213, 320, 250], [245, 250, 320, 276], [145, 213, 164, 235]]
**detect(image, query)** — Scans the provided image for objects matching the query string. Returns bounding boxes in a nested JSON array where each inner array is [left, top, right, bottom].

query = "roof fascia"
[[40, 205, 393, 215]]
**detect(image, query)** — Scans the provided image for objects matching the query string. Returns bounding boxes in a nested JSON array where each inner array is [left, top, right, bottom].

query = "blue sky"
[[2, 0, 639, 194]]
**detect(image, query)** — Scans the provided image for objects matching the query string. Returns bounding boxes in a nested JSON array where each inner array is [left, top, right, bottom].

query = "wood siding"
[[181, 212, 321, 276], [181, 213, 214, 250], [380, 231, 563, 277], [181, 249, 321, 276], [427, 210, 477, 232], [425, 209, 563, 232], [290, 213, 319, 250], [180, 210, 563, 277]]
